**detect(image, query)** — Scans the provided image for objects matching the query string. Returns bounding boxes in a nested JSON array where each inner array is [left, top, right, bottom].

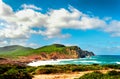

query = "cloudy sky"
[[0, 0, 120, 55]]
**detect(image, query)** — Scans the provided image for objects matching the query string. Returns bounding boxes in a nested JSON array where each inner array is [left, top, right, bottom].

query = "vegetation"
[[77, 71, 120, 79], [103, 64, 120, 69], [0, 44, 69, 57], [0, 44, 91, 58], [0, 45, 34, 58], [0, 65, 32, 79], [35, 44, 67, 54], [0, 64, 120, 79]]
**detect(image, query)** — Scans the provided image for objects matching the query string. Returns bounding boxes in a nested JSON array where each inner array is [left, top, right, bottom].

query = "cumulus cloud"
[[0, 1, 47, 39], [45, 6, 106, 30], [0, 40, 8, 47], [105, 20, 120, 37], [0, 0, 120, 47], [0, 1, 106, 40], [21, 4, 42, 10], [8, 39, 40, 48]]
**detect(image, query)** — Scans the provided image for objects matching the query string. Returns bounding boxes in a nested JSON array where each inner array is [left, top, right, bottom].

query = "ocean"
[[28, 55, 120, 66]]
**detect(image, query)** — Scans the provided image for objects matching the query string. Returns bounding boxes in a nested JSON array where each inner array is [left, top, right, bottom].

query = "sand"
[[32, 69, 117, 79]]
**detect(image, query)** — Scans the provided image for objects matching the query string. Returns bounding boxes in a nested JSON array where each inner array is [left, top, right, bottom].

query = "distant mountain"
[[0, 44, 95, 60], [0, 45, 33, 57]]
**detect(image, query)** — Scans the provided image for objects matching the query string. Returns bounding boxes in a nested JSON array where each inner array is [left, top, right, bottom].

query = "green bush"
[[107, 70, 120, 76], [77, 71, 120, 79], [44, 65, 54, 67], [35, 67, 63, 74], [78, 71, 104, 79], [103, 65, 120, 69], [71, 67, 84, 72], [26, 67, 37, 73], [0, 65, 32, 79], [1, 68, 32, 79], [0, 65, 11, 74]]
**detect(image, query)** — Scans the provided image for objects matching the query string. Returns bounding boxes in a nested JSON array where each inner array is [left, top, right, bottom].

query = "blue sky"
[[0, 0, 120, 55]]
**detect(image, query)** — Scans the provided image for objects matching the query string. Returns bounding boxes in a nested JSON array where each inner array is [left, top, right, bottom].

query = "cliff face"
[[28, 44, 95, 60], [64, 46, 95, 58], [0, 44, 95, 62]]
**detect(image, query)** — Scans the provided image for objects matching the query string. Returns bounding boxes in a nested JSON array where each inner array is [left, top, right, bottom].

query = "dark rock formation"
[[0, 44, 95, 63], [65, 46, 95, 58]]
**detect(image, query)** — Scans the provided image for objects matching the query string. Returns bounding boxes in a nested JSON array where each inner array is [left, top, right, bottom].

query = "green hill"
[[35, 44, 66, 54], [0, 45, 33, 57], [0, 44, 95, 59]]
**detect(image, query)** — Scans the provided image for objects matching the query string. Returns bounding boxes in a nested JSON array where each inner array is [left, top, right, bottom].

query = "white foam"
[[116, 62, 120, 64], [27, 59, 102, 66], [74, 60, 101, 63], [27, 59, 74, 66], [27, 60, 60, 66], [57, 59, 74, 61]]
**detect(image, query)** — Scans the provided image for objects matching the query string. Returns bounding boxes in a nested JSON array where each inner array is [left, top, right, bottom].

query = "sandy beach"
[[33, 69, 117, 79]]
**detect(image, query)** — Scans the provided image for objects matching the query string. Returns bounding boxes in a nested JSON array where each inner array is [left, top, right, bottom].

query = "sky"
[[0, 0, 120, 55]]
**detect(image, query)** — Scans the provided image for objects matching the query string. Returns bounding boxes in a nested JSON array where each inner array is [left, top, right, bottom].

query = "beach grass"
[[77, 70, 120, 79], [0, 64, 120, 79]]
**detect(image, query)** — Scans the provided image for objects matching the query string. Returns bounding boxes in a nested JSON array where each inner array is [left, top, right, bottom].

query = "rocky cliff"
[[26, 44, 95, 60], [65, 46, 95, 58], [0, 44, 95, 63]]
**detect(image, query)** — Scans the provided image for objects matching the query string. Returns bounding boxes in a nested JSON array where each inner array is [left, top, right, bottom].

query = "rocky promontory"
[[0, 44, 95, 64], [18, 44, 95, 61]]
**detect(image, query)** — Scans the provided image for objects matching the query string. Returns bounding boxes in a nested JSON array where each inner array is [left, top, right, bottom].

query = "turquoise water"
[[28, 55, 120, 66], [59, 55, 120, 65]]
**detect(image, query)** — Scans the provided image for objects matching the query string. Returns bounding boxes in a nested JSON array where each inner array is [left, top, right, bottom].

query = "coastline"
[[27, 55, 120, 66], [27, 59, 74, 66]]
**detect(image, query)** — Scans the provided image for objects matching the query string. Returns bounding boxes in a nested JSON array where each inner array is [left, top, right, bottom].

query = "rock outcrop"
[[65, 46, 95, 58], [0, 44, 95, 63], [28, 44, 95, 60]]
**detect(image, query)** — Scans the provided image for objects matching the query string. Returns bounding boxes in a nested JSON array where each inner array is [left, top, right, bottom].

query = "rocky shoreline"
[[0, 44, 95, 65]]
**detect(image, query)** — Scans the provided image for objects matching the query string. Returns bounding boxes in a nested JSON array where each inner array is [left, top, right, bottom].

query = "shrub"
[[78, 71, 104, 79], [103, 65, 120, 69], [77, 71, 120, 79], [26, 67, 37, 73], [2, 68, 32, 79], [107, 70, 120, 76], [44, 65, 54, 67], [71, 67, 84, 72], [35, 67, 62, 74]]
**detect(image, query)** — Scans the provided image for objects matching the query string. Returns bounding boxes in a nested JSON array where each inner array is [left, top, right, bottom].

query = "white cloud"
[[105, 20, 120, 37], [8, 39, 40, 48], [103, 17, 112, 21], [46, 6, 106, 30], [0, 1, 47, 39], [21, 4, 42, 10], [0, 1, 106, 40], [0, 40, 8, 47], [0, 0, 120, 47], [38, 6, 106, 38]]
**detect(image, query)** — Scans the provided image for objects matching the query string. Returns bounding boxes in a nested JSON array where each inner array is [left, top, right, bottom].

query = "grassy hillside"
[[0, 44, 67, 58], [0, 44, 94, 59], [35, 44, 67, 54], [0, 45, 34, 57], [35, 44, 83, 54]]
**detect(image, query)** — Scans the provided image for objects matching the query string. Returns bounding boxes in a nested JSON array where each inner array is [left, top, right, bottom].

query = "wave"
[[27, 55, 120, 66], [116, 62, 120, 64], [56, 59, 74, 62], [27, 60, 60, 66], [27, 59, 75, 66], [74, 60, 101, 63]]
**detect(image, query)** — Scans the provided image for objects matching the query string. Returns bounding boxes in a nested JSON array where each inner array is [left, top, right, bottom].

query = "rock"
[[0, 44, 95, 63]]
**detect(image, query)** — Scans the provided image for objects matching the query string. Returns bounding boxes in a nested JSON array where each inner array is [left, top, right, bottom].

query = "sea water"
[[27, 55, 120, 66]]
